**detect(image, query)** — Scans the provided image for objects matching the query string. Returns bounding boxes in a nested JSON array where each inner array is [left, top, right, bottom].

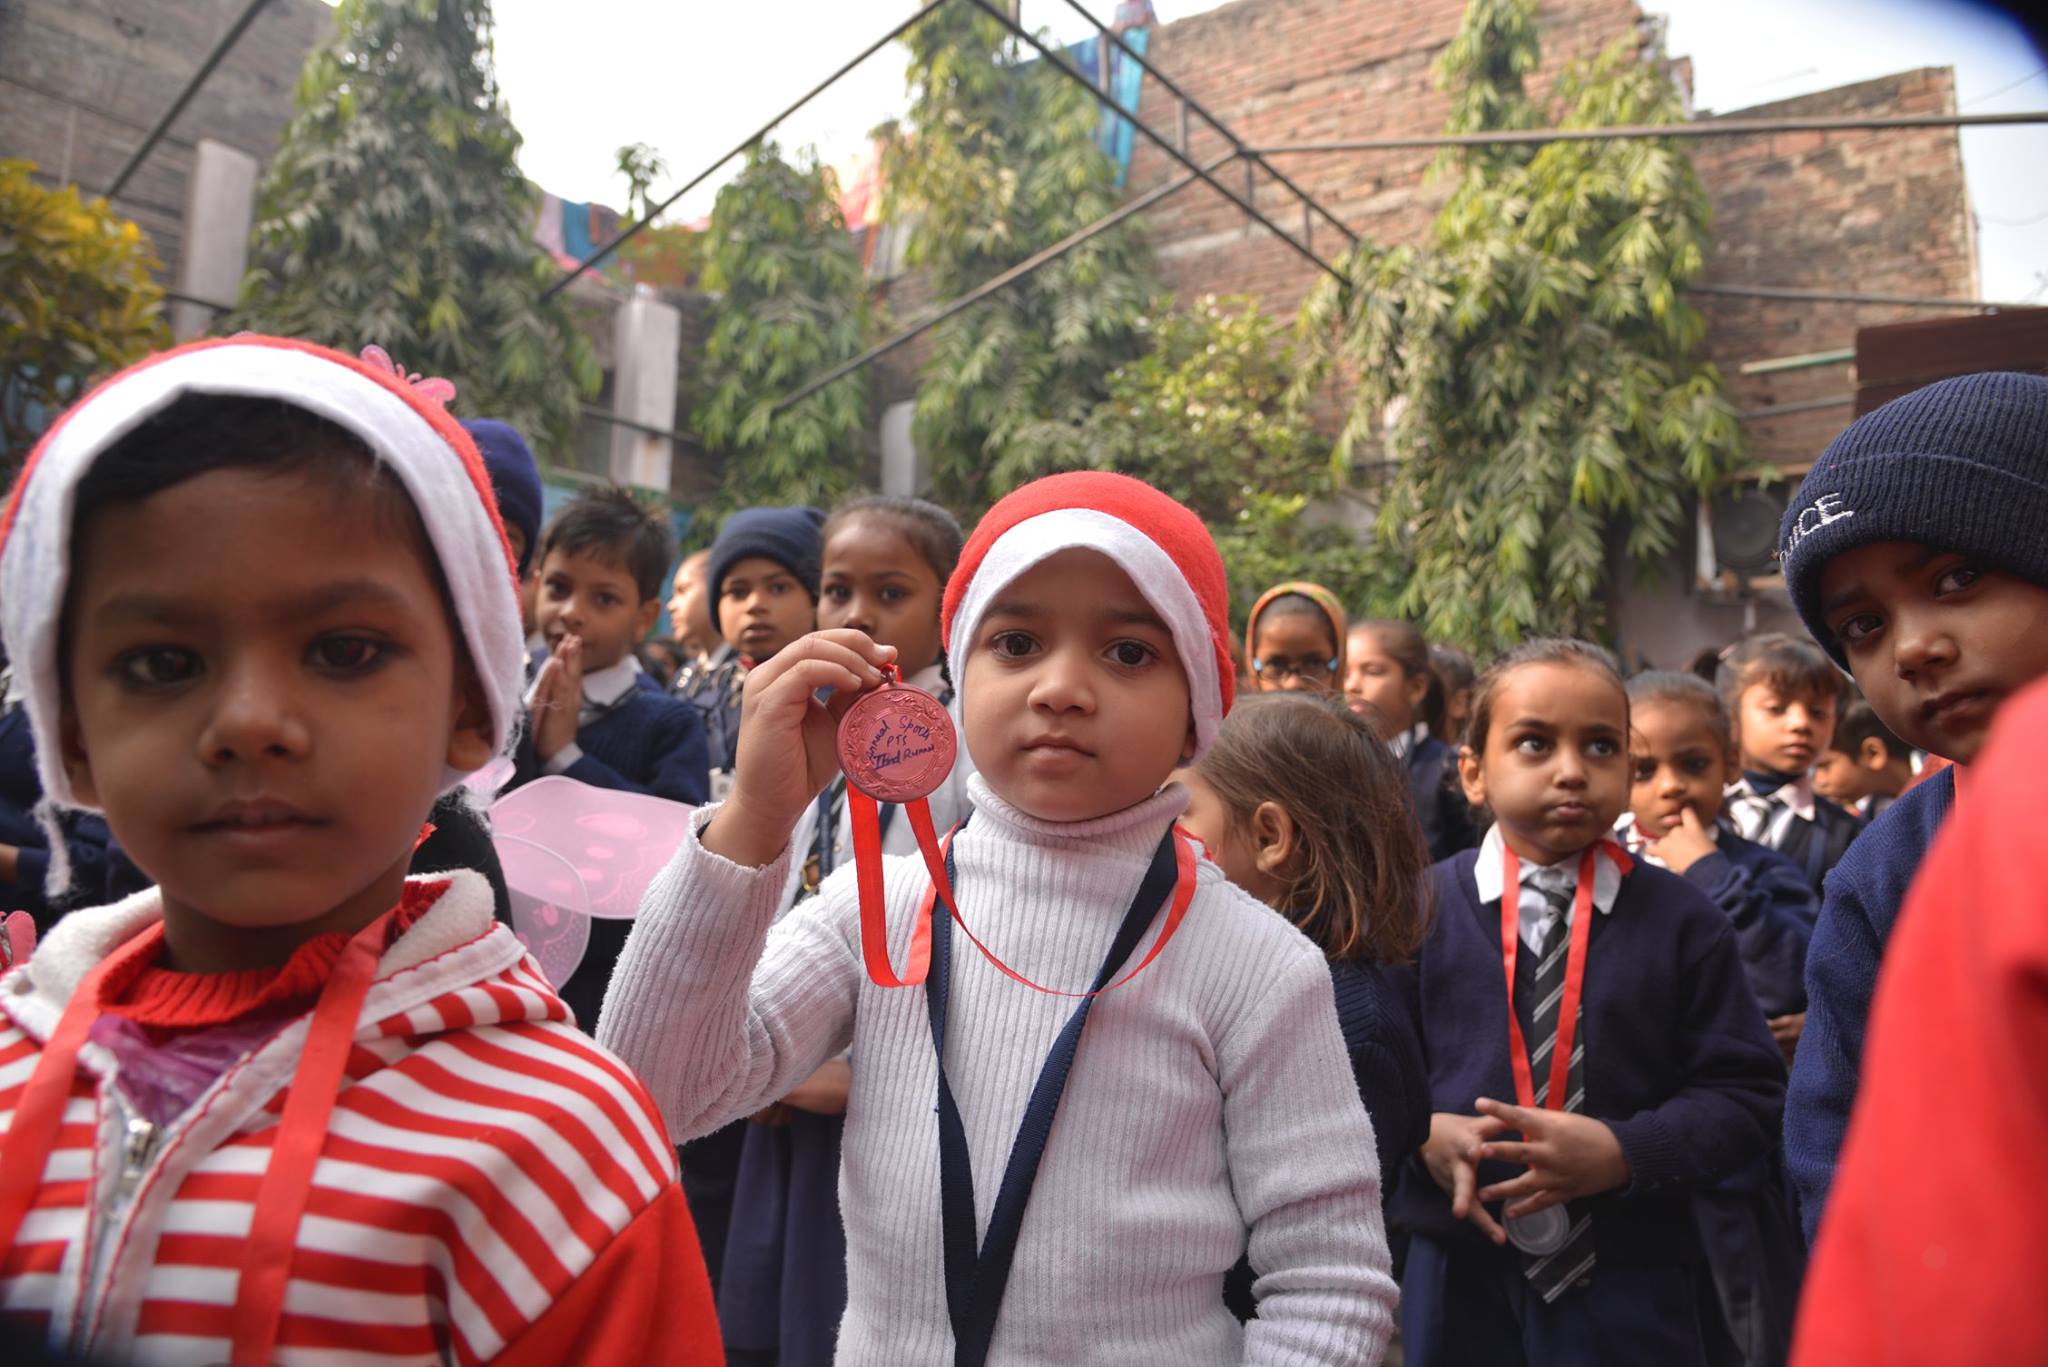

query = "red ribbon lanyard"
[[848, 785, 943, 988], [914, 821, 1198, 999], [0, 905, 396, 1366], [1498, 844, 1597, 1112]]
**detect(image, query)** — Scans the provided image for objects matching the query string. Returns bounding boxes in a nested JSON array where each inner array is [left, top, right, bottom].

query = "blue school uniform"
[[1401, 730, 1479, 862], [1725, 773, 1861, 896], [1616, 815, 1818, 1018], [1785, 767, 1955, 1244], [1392, 831, 1787, 1366]]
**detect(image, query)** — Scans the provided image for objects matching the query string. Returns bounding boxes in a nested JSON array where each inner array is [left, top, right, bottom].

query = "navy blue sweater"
[[1391, 850, 1786, 1265], [1407, 736, 1478, 863], [1682, 832, 1818, 1017], [510, 686, 711, 1029], [1785, 768, 1954, 1243]]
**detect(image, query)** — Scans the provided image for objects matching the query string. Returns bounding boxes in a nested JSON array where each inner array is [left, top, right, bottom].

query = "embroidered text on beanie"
[[1780, 371, 2048, 666]]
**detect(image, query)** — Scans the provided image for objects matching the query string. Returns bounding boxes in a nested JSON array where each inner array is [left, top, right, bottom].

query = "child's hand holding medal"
[[702, 628, 897, 869]]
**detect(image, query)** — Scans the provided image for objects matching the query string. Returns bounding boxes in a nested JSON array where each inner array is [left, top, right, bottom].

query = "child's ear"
[[1858, 737, 1890, 771], [444, 665, 497, 774], [57, 703, 99, 809], [1181, 715, 1198, 764], [1404, 668, 1432, 710], [633, 595, 662, 641], [1248, 800, 1299, 876], [1457, 744, 1487, 808]]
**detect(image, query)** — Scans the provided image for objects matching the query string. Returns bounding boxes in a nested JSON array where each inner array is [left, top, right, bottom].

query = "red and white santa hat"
[[0, 336, 527, 829], [940, 471, 1235, 758]]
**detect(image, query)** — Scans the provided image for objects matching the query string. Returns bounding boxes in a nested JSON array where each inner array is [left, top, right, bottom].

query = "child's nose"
[[199, 667, 310, 764], [1026, 646, 1095, 714]]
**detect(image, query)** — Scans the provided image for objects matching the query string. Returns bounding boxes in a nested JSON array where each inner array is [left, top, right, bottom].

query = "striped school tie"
[[1522, 874, 1596, 1302]]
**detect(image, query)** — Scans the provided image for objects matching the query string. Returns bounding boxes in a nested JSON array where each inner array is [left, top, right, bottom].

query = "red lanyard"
[[1497, 843, 1626, 1111], [916, 818, 1197, 998], [848, 785, 945, 987], [0, 906, 396, 1366]]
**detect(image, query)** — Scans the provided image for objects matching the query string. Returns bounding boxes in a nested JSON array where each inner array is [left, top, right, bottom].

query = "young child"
[[599, 473, 1397, 1363], [1430, 642, 1477, 747], [1718, 634, 1860, 894], [1779, 370, 2048, 1243], [1810, 699, 1911, 822], [667, 547, 721, 685], [1243, 581, 1346, 695], [1182, 693, 1432, 1320], [1618, 671, 1817, 1039], [516, 486, 712, 1030], [692, 506, 825, 790], [1348, 619, 1477, 862], [1396, 640, 1785, 1365], [721, 494, 970, 1367], [0, 337, 715, 1364]]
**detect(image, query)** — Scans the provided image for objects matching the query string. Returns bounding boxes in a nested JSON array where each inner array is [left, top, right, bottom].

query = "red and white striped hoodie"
[[0, 870, 720, 1365]]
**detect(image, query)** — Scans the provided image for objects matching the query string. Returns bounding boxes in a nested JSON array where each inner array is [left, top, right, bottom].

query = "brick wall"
[[1122, 0, 1976, 473], [0, 0, 334, 291]]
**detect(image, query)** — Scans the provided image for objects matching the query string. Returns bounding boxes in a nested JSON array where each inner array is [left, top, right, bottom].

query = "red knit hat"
[[942, 471, 1234, 757]]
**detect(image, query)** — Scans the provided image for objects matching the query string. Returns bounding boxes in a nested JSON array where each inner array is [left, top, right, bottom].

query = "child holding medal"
[[1394, 639, 1784, 1365], [601, 473, 1396, 1364]]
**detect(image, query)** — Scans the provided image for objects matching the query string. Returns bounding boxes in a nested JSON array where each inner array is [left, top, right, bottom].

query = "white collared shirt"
[[1472, 823, 1623, 951], [1387, 723, 1429, 763], [1726, 772, 1817, 844]]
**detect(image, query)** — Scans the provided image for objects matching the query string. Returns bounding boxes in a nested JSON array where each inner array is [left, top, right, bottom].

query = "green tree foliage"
[[1073, 293, 1390, 623], [692, 142, 871, 514], [229, 0, 598, 457], [1302, 0, 1745, 653], [879, 5, 1156, 507], [0, 161, 168, 470]]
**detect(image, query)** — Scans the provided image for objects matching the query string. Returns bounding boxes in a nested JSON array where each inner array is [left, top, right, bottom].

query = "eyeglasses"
[[1250, 655, 1339, 680]]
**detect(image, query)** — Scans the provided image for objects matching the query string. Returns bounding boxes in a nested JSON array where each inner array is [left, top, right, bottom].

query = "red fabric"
[[493, 1183, 722, 1367], [1901, 753, 1952, 795], [940, 471, 1236, 717], [0, 335, 515, 583], [105, 881, 447, 1030], [1790, 682, 2044, 1365]]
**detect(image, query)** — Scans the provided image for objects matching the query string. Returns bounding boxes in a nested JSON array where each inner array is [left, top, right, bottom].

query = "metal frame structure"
[[97, 0, 2048, 434]]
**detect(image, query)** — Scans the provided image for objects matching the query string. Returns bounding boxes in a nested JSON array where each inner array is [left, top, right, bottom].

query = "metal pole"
[[582, 405, 693, 445], [1688, 283, 2029, 311], [774, 150, 1240, 413], [967, 0, 1341, 280], [106, 0, 270, 200], [1251, 109, 2048, 154], [1055, 0, 1357, 245], [543, 0, 952, 300], [1738, 394, 1855, 422]]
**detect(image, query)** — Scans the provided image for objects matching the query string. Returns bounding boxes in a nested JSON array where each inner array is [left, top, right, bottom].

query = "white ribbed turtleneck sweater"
[[599, 776, 1395, 1365]]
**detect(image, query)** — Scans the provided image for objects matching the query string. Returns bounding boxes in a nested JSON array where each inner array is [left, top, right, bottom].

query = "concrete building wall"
[[0, 0, 334, 293]]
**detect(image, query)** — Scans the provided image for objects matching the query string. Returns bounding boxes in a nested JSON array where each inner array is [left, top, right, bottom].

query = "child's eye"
[[989, 631, 1037, 660], [1934, 565, 1982, 596], [1106, 639, 1157, 669], [822, 584, 850, 604], [1514, 735, 1550, 756], [1587, 738, 1621, 758], [768, 581, 790, 596], [1632, 759, 1656, 783], [116, 647, 201, 690], [880, 586, 908, 605], [1683, 757, 1713, 776], [308, 635, 386, 673], [1835, 612, 1884, 647]]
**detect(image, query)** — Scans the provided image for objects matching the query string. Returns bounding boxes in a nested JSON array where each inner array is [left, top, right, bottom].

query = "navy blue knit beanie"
[[1780, 370, 2048, 666], [709, 505, 827, 604], [461, 418, 544, 576]]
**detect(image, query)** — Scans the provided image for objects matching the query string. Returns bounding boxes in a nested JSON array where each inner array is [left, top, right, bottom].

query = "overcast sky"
[[480, 0, 2045, 302]]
